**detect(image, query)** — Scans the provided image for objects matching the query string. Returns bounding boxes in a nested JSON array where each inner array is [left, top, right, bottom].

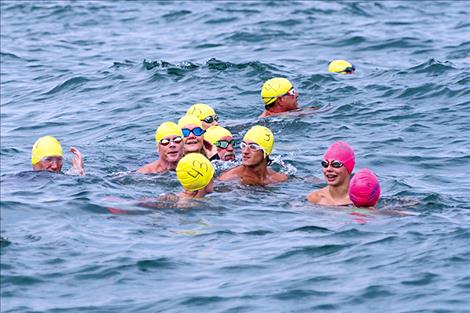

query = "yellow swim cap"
[[261, 77, 293, 106], [243, 125, 274, 155], [155, 121, 183, 142], [328, 60, 355, 74], [186, 103, 216, 120], [203, 125, 232, 145], [31, 136, 63, 165], [176, 153, 214, 191], [178, 115, 202, 128]]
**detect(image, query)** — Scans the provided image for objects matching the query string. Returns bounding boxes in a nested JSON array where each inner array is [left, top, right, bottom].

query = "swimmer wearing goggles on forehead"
[[219, 125, 288, 186], [186, 103, 220, 130], [203, 125, 236, 162], [137, 121, 184, 174], [31, 136, 85, 175], [259, 77, 299, 118], [307, 141, 356, 206]]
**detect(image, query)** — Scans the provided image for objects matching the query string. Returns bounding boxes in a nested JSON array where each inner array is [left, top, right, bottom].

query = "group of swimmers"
[[29, 59, 382, 209]]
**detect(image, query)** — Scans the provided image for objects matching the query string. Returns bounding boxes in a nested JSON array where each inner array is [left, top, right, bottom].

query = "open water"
[[1, 1, 470, 312]]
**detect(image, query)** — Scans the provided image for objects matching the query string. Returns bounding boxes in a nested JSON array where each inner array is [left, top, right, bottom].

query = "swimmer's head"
[[328, 60, 355, 74], [323, 141, 355, 174], [31, 136, 63, 165], [261, 77, 293, 106], [243, 125, 274, 155], [349, 168, 381, 207], [177, 115, 202, 129], [176, 153, 215, 191], [155, 121, 183, 142], [186, 103, 218, 129], [203, 125, 232, 145]]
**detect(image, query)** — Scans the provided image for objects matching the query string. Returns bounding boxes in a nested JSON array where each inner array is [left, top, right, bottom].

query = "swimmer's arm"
[[68, 147, 85, 176]]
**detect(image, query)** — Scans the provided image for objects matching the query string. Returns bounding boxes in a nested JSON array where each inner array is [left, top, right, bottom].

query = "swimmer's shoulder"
[[136, 161, 162, 174], [269, 169, 288, 183], [219, 165, 242, 181], [306, 188, 326, 204]]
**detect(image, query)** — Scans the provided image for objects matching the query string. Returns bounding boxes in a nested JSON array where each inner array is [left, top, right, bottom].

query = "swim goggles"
[[341, 66, 356, 74], [182, 127, 205, 137], [202, 115, 219, 124], [214, 139, 234, 149], [263, 87, 298, 104], [159, 136, 183, 146], [240, 141, 263, 152], [321, 160, 344, 169], [41, 156, 64, 165]]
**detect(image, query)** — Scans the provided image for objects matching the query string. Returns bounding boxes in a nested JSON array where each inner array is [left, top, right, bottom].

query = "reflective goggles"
[[240, 141, 263, 152], [202, 115, 219, 124], [159, 136, 183, 146], [182, 127, 205, 137], [321, 160, 344, 169], [214, 139, 234, 149]]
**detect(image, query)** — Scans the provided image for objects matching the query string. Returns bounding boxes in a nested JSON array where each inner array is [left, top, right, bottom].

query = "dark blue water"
[[1, 1, 470, 312]]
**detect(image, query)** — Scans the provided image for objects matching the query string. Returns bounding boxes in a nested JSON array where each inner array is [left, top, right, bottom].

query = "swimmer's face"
[[278, 87, 299, 111], [215, 136, 235, 161], [181, 124, 204, 153], [322, 159, 350, 187], [33, 155, 63, 173], [201, 115, 219, 130], [158, 135, 184, 163], [241, 140, 265, 166]]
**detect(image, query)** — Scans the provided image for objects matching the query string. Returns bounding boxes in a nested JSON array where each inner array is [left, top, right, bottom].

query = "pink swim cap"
[[349, 168, 381, 207], [323, 141, 355, 173]]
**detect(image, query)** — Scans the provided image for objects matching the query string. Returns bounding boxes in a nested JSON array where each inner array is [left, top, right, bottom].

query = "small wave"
[[162, 10, 192, 20], [273, 244, 350, 260], [408, 58, 456, 74], [42, 76, 90, 95]]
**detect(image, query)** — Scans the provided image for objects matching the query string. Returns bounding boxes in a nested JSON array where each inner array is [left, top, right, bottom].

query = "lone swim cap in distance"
[[176, 153, 214, 191], [155, 122, 183, 142], [328, 60, 355, 74], [204, 126, 232, 145], [177, 115, 202, 129], [243, 125, 274, 155], [323, 141, 355, 173], [349, 168, 381, 207], [261, 77, 293, 106], [31, 136, 63, 165], [186, 103, 216, 120]]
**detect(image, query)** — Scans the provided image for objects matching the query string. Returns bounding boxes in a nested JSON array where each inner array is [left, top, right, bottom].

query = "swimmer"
[[31, 135, 84, 175], [349, 168, 381, 208], [137, 121, 184, 173], [203, 125, 236, 161], [328, 60, 355, 74], [186, 103, 219, 130], [178, 115, 206, 155], [176, 153, 215, 199], [348, 169, 415, 217], [260, 77, 299, 118], [307, 141, 355, 206], [219, 125, 288, 185]]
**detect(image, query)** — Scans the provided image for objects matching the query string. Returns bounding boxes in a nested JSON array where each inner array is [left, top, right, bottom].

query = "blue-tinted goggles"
[[182, 127, 205, 137]]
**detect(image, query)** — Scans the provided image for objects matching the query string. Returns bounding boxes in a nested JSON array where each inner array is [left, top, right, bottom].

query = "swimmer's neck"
[[157, 158, 178, 171], [326, 181, 350, 200]]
